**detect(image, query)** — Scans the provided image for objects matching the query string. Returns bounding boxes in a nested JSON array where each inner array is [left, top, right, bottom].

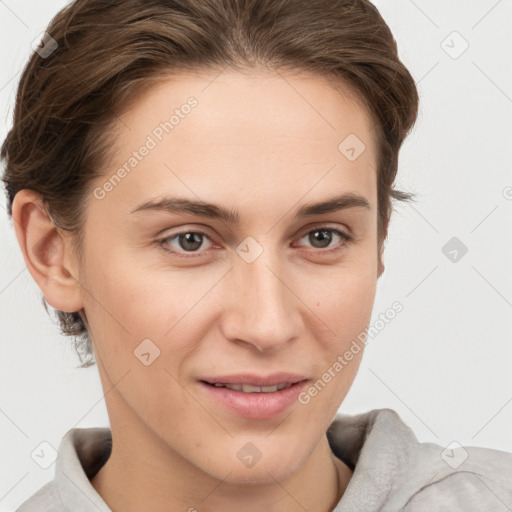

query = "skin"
[[12, 67, 382, 512]]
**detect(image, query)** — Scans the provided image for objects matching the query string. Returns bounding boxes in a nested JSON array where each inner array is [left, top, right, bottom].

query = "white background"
[[1, 0, 511, 510]]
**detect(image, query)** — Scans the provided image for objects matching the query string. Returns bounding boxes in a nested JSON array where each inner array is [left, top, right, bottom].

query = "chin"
[[211, 460, 299, 486], [200, 440, 305, 485]]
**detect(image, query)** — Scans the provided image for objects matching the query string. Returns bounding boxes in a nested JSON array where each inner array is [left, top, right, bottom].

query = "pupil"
[[310, 229, 331, 248], [179, 232, 203, 251]]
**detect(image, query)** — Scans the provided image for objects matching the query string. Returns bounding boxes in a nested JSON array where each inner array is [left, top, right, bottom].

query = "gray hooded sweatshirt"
[[15, 408, 512, 511]]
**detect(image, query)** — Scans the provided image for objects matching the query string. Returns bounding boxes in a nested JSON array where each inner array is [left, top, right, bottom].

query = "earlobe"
[[377, 258, 385, 279], [11, 189, 84, 313], [376, 243, 385, 278]]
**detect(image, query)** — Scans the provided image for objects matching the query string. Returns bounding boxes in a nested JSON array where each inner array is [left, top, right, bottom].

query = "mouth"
[[201, 382, 295, 393], [197, 373, 309, 419]]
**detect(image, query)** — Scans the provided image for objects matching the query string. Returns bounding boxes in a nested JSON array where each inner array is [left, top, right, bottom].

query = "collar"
[[328, 408, 423, 511], [53, 408, 422, 511]]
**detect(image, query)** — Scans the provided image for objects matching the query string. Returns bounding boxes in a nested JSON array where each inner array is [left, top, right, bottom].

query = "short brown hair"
[[1, 0, 419, 367]]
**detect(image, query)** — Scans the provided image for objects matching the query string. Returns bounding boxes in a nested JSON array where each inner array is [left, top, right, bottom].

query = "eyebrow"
[[130, 192, 371, 224]]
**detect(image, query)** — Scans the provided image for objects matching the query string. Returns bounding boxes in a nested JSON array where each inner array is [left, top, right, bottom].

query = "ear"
[[11, 189, 84, 313], [377, 254, 385, 279], [376, 237, 386, 279]]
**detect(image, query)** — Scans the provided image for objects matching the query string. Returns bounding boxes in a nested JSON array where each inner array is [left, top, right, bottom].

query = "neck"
[[90, 413, 352, 512]]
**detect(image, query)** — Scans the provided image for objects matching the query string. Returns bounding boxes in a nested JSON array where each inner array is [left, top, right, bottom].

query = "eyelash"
[[155, 226, 354, 259]]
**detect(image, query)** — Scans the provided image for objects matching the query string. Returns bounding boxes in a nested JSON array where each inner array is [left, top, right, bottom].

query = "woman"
[[3, 0, 511, 510]]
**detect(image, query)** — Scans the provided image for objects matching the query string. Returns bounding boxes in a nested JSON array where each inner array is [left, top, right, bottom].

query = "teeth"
[[261, 385, 280, 392], [211, 382, 292, 393], [240, 384, 263, 393]]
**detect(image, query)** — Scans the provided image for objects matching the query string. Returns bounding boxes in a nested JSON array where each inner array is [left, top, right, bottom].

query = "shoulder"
[[402, 441, 512, 511], [328, 408, 512, 511], [15, 426, 112, 512], [15, 481, 65, 512]]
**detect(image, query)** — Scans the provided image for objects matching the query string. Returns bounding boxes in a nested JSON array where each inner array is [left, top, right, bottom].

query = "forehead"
[[91, 68, 378, 218]]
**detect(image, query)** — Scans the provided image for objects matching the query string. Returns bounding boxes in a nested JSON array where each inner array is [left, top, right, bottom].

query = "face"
[[70, 68, 379, 483]]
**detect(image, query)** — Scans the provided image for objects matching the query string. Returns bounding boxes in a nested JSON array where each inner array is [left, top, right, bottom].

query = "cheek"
[[81, 247, 207, 429], [332, 274, 376, 340], [291, 263, 375, 399], [304, 260, 377, 347], [82, 245, 215, 346]]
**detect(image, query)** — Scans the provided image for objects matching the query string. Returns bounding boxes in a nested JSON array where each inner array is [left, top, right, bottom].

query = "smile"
[[207, 382, 293, 393]]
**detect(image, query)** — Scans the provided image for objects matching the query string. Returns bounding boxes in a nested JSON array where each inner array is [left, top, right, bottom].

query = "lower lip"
[[198, 380, 308, 420]]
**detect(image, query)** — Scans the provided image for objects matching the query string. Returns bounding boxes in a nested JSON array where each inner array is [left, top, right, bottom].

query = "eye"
[[156, 225, 354, 258], [294, 226, 353, 253], [156, 229, 214, 257]]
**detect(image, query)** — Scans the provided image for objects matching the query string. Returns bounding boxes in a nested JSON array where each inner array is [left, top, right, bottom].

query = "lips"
[[199, 372, 308, 391], [206, 382, 293, 393], [197, 373, 309, 418]]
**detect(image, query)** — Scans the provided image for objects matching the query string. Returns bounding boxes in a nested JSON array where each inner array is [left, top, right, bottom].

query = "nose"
[[220, 246, 301, 352]]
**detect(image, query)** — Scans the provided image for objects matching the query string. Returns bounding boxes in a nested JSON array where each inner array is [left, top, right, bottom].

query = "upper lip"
[[199, 373, 308, 387]]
